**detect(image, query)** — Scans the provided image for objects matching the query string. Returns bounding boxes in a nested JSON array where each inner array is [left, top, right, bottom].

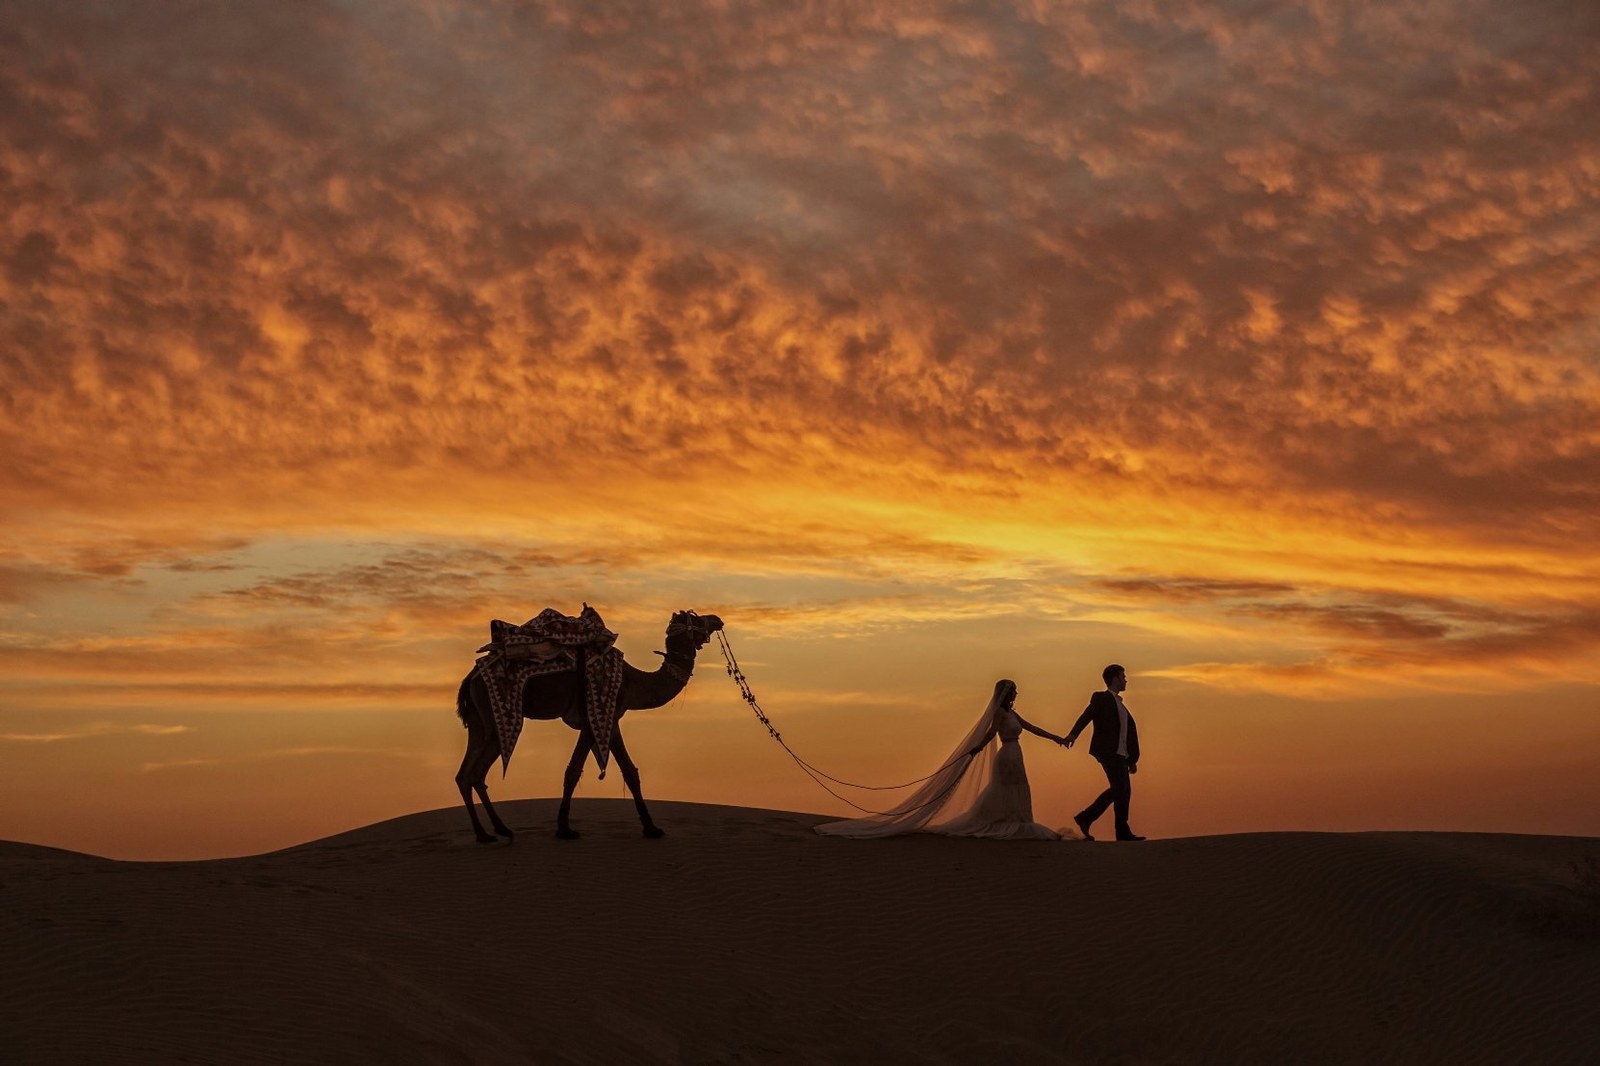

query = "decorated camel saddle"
[[475, 604, 625, 774]]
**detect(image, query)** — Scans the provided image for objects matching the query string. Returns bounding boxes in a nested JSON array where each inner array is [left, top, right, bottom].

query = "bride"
[[815, 679, 1067, 840]]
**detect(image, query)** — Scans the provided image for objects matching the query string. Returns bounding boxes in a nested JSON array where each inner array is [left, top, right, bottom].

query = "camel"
[[453, 610, 723, 841]]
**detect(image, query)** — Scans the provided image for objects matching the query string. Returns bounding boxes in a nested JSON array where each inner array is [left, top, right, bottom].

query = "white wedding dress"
[[815, 684, 1063, 840]]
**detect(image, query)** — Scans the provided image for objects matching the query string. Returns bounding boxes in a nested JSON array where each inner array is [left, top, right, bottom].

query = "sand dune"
[[3, 800, 1597, 1064]]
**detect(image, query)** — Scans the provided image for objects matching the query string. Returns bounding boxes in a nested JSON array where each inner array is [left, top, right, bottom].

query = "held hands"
[[1060, 735, 1075, 748]]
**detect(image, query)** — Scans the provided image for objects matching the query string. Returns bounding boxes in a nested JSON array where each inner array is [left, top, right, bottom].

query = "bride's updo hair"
[[994, 679, 1017, 704]]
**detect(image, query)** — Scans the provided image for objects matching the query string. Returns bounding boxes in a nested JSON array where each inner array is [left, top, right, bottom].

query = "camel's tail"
[[455, 670, 477, 728]]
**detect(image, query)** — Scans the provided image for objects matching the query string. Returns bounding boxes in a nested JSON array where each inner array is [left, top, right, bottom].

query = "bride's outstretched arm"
[[1014, 715, 1063, 744]]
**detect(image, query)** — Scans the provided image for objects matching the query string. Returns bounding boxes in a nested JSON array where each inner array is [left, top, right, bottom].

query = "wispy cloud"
[[1, 722, 192, 743], [1096, 571, 1600, 694], [139, 745, 424, 774]]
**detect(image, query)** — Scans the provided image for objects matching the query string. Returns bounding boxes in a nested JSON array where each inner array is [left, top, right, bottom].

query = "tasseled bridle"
[[656, 611, 718, 682]]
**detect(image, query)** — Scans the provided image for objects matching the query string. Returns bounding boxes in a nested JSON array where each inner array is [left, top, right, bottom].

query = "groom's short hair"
[[1102, 663, 1124, 684]]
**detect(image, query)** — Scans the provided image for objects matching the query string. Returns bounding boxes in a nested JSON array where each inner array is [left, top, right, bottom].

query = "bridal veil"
[[814, 680, 1012, 838]]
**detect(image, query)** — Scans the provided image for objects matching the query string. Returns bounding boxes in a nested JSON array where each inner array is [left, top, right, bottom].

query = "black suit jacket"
[[1067, 690, 1139, 765]]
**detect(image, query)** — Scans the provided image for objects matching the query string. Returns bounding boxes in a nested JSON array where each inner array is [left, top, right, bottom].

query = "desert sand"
[[3, 798, 1597, 1064]]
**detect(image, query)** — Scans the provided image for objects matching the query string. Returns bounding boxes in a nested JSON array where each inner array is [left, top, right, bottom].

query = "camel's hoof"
[[495, 828, 515, 842], [642, 825, 665, 839], [555, 828, 581, 840]]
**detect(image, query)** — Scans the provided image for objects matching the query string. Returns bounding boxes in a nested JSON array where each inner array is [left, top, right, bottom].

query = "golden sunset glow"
[[3, 1, 1599, 858]]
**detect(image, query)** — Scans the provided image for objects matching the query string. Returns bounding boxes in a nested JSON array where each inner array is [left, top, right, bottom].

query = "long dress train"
[[814, 686, 1062, 840]]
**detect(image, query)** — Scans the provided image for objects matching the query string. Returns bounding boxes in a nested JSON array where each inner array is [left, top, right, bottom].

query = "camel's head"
[[665, 610, 723, 653]]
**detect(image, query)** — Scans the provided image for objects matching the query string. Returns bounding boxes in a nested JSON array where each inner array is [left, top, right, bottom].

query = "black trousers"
[[1079, 754, 1132, 836]]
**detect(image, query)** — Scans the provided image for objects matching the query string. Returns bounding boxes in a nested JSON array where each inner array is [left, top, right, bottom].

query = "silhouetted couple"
[[815, 665, 1144, 841]]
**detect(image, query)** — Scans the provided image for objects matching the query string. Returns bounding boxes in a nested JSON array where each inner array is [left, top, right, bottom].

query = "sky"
[[3, 0, 1598, 859]]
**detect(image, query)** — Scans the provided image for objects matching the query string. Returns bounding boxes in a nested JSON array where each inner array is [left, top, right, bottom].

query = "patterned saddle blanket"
[[475, 604, 625, 775]]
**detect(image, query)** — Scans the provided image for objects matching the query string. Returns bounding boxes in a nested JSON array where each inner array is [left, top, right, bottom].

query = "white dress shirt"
[[1110, 688, 1129, 758]]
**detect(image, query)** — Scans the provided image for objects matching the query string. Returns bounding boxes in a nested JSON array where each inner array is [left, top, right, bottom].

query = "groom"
[[1062, 664, 1145, 841]]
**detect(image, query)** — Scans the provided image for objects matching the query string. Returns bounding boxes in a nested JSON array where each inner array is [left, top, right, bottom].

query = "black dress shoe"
[[1073, 814, 1095, 840], [1115, 833, 1146, 841]]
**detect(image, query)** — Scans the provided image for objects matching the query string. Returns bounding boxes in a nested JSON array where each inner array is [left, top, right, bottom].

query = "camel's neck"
[[625, 647, 700, 709]]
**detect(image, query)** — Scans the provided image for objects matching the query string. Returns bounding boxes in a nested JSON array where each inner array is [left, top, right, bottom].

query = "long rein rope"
[[714, 630, 976, 817]]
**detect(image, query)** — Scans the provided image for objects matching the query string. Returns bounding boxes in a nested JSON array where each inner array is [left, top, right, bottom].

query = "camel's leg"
[[608, 727, 663, 838], [471, 740, 514, 842], [456, 717, 498, 845], [555, 730, 594, 840]]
